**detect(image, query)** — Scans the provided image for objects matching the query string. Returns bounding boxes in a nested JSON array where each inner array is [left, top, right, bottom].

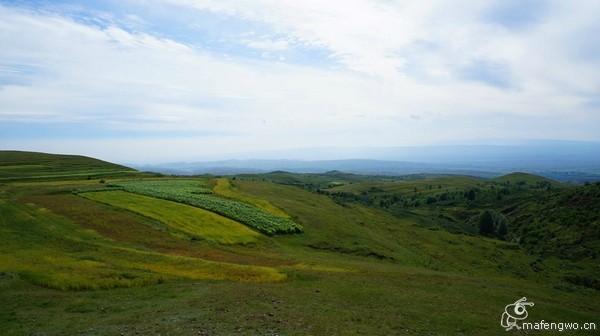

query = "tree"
[[496, 219, 508, 238], [472, 209, 510, 239], [466, 189, 476, 201], [479, 209, 495, 236]]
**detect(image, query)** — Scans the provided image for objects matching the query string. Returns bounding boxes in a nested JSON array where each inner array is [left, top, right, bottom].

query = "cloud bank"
[[0, 1, 598, 162]]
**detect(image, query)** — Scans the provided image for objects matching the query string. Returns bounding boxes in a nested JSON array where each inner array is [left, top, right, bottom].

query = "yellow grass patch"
[[81, 191, 260, 244], [213, 178, 290, 218], [121, 250, 286, 282], [289, 263, 355, 273]]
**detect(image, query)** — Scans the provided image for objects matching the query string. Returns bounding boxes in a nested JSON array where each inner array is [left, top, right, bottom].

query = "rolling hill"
[[0, 150, 138, 181], [0, 151, 598, 335]]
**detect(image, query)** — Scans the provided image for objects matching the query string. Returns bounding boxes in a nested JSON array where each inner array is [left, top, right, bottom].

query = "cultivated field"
[[111, 180, 303, 235], [81, 191, 261, 244]]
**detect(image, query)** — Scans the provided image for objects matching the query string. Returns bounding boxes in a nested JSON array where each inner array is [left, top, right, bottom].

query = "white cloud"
[[1, 1, 599, 162], [243, 37, 291, 50], [165, 0, 600, 94]]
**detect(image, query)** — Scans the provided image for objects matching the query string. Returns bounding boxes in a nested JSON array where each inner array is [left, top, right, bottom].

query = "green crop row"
[[111, 180, 303, 235], [108, 180, 213, 195]]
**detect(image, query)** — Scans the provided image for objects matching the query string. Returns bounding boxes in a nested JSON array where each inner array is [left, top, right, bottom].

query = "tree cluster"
[[471, 209, 508, 239]]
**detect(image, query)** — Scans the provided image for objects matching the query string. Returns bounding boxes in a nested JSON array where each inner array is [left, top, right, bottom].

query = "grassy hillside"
[[491, 172, 559, 187], [238, 171, 599, 290], [0, 152, 598, 335], [0, 150, 138, 181], [505, 182, 600, 289]]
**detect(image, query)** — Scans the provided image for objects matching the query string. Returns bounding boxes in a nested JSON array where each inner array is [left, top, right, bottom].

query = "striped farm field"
[[114, 180, 303, 235], [81, 191, 260, 244]]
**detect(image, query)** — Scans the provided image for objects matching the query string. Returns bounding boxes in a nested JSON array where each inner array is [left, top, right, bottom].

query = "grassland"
[[0, 151, 598, 335], [81, 190, 260, 244]]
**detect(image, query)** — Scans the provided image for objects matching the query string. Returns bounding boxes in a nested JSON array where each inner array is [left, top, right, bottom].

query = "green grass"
[[110, 179, 214, 195], [0, 152, 598, 335], [81, 190, 261, 244], [225, 180, 542, 278], [328, 175, 484, 196], [1, 249, 597, 335]]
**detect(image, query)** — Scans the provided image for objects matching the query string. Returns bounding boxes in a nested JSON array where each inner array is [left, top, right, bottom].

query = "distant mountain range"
[[128, 141, 600, 183]]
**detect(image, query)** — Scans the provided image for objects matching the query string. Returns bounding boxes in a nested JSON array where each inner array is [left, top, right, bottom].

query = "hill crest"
[[0, 150, 135, 180]]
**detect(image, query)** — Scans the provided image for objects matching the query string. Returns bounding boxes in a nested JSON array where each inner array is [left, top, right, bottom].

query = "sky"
[[1, 0, 599, 163]]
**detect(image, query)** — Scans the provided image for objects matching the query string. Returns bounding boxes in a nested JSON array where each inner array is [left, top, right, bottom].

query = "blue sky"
[[1, 0, 599, 163]]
